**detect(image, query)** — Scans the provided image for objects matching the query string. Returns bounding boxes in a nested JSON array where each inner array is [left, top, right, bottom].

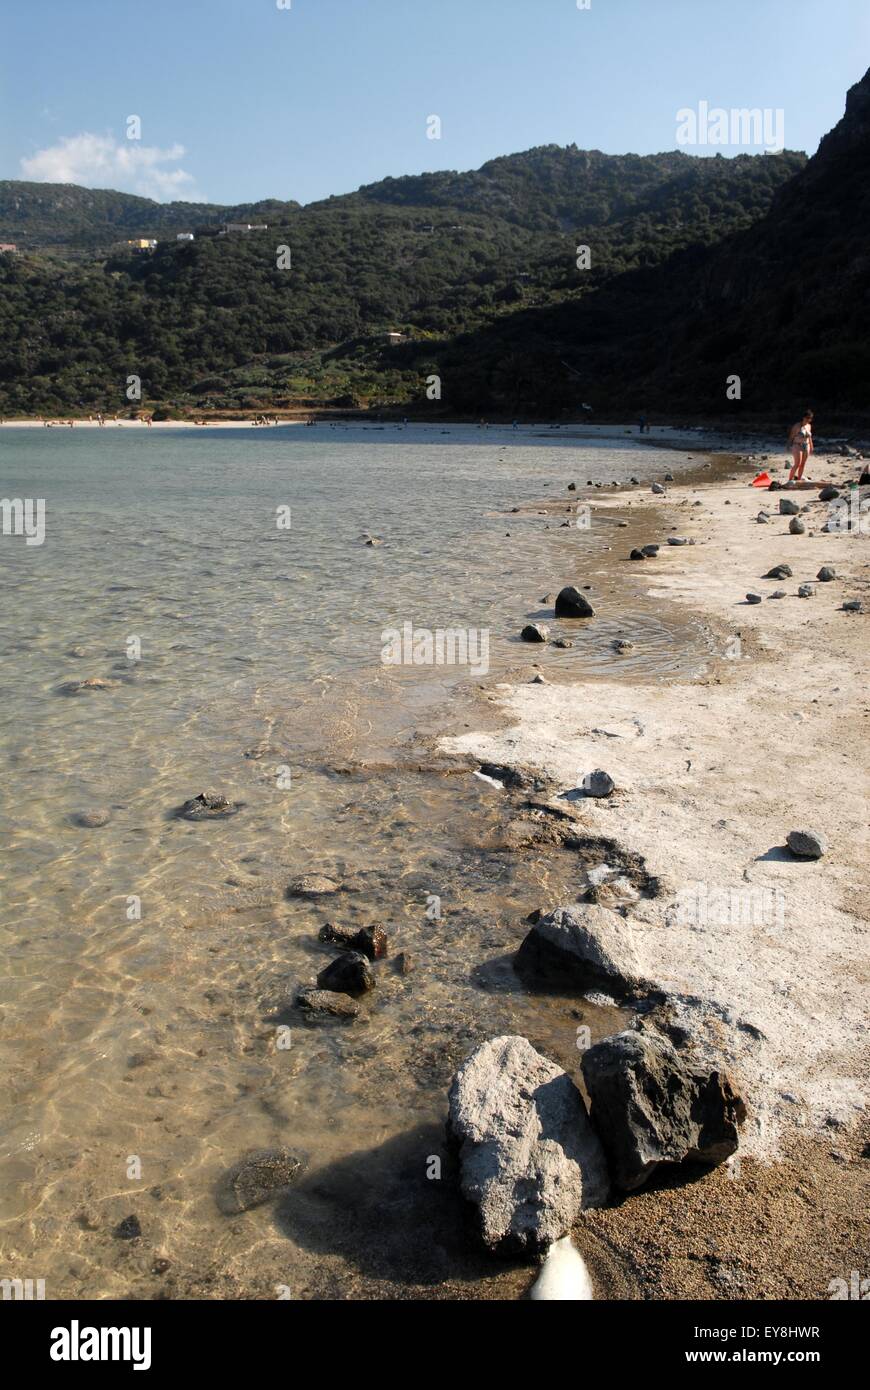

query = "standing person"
[[788, 410, 814, 482]]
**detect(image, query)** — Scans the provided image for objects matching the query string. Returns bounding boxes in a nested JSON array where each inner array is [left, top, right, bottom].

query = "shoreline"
[[436, 446, 868, 1297]]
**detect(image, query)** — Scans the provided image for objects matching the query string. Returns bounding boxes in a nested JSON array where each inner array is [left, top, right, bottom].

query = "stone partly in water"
[[178, 791, 238, 821], [554, 586, 595, 619], [317, 951, 375, 996], [287, 873, 339, 897], [216, 1148, 304, 1214], [58, 677, 119, 696], [787, 828, 827, 859], [296, 988, 360, 1019], [521, 623, 549, 642], [447, 1035, 609, 1255], [113, 1214, 141, 1240], [581, 1029, 746, 1192], [349, 923, 388, 960], [514, 903, 643, 997], [552, 637, 573, 649]]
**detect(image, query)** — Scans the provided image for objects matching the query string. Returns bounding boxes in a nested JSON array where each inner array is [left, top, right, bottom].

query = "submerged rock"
[[297, 988, 360, 1019], [178, 791, 238, 821], [317, 951, 374, 996], [514, 903, 643, 997], [73, 809, 110, 828], [58, 677, 119, 696], [554, 586, 594, 618], [581, 1029, 746, 1191], [447, 1035, 609, 1255], [216, 1148, 303, 1214], [787, 829, 827, 859], [287, 873, 339, 897]]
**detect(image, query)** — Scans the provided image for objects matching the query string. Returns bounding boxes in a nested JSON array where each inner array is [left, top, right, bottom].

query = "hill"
[[0, 141, 820, 417]]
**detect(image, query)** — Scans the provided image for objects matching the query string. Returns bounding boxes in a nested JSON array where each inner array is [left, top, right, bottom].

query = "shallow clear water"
[[0, 424, 712, 1298]]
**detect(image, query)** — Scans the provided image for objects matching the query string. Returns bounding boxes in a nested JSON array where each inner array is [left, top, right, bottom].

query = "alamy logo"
[[50, 1320, 152, 1371], [1, 1276, 45, 1299], [675, 881, 785, 931], [1, 497, 45, 546], [381, 622, 490, 676], [676, 102, 785, 153]]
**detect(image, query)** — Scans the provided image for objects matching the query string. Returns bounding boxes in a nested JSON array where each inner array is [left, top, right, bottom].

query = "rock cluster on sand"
[[216, 1148, 303, 1214], [513, 903, 643, 996], [447, 1035, 609, 1254], [581, 1029, 746, 1192], [554, 586, 594, 618]]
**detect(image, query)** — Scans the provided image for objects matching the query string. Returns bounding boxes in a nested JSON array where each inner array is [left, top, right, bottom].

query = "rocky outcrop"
[[581, 1029, 746, 1191], [447, 1036, 609, 1255], [513, 903, 643, 996]]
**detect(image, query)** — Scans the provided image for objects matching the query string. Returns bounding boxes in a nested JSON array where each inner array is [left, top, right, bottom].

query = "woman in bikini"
[[788, 410, 814, 482]]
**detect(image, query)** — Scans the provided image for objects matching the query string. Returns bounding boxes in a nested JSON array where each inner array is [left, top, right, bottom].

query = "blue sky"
[[1, 0, 867, 205]]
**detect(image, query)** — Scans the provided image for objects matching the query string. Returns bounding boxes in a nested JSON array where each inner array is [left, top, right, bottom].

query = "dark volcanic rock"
[[819, 486, 840, 501], [316, 951, 375, 996], [581, 1029, 746, 1191], [447, 1035, 609, 1255], [817, 566, 836, 582], [746, 593, 762, 604], [514, 903, 642, 996], [350, 924, 388, 960], [641, 544, 660, 557], [554, 586, 594, 618], [521, 622, 549, 642], [217, 1148, 304, 1213], [787, 828, 827, 859], [629, 548, 646, 561], [318, 922, 357, 945]]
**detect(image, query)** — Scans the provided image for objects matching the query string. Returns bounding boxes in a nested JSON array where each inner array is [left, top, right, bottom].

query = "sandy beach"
[[439, 452, 869, 1298]]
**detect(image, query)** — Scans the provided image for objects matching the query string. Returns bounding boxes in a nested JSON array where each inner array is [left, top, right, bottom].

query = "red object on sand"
[[750, 472, 771, 487]]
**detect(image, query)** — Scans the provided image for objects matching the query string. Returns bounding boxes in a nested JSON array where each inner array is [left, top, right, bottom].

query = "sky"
[[1, 0, 867, 206]]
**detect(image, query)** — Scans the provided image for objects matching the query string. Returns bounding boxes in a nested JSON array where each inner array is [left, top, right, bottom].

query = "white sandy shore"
[[441, 461, 869, 1160]]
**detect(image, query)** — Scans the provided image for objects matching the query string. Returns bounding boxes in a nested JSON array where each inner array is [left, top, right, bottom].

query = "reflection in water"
[[0, 426, 710, 1298]]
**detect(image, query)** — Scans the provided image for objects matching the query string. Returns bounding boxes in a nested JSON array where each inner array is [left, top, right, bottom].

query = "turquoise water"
[[0, 424, 710, 1298]]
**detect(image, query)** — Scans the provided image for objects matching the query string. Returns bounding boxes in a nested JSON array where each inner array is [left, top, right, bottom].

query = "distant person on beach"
[[787, 410, 814, 481], [639, 415, 647, 433]]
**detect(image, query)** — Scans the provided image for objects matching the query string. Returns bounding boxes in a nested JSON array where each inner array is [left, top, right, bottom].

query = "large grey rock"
[[779, 498, 801, 515], [514, 903, 643, 996], [447, 1035, 609, 1255], [764, 564, 792, 580], [554, 586, 594, 618], [581, 1029, 746, 1191], [521, 623, 549, 642]]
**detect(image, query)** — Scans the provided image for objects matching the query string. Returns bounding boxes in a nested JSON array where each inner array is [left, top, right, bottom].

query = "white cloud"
[[20, 133, 199, 202]]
